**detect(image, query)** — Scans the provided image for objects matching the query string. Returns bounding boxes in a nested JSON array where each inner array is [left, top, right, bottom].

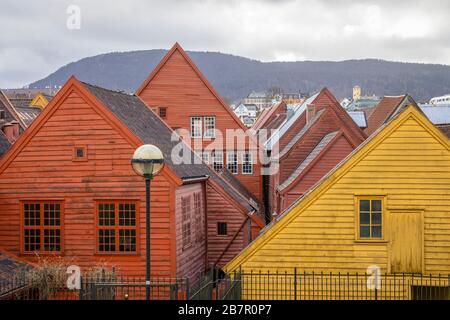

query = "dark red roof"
[[365, 96, 406, 136]]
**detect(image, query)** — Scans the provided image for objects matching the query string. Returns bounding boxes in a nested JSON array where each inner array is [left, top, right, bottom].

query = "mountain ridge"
[[28, 49, 450, 103]]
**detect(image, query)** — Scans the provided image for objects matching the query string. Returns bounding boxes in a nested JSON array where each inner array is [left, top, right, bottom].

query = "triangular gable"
[[135, 42, 248, 132], [224, 104, 450, 272], [30, 93, 50, 109], [0, 76, 182, 186], [320, 88, 367, 142], [278, 130, 357, 193], [0, 91, 27, 130], [252, 101, 286, 132]]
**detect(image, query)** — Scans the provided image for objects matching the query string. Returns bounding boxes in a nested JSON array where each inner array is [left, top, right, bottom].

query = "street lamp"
[[131, 144, 164, 300]]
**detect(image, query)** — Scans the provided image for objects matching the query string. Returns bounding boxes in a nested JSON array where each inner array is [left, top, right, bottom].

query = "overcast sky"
[[1, 0, 450, 88]]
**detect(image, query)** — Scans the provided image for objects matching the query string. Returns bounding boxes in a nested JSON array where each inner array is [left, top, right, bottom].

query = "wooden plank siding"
[[175, 183, 207, 280], [0, 89, 181, 277], [283, 133, 355, 210], [268, 90, 365, 216], [136, 44, 262, 201], [205, 183, 249, 268], [224, 106, 450, 277]]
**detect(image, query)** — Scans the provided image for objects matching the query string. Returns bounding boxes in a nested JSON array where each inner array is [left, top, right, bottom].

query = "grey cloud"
[[1, 0, 449, 87]]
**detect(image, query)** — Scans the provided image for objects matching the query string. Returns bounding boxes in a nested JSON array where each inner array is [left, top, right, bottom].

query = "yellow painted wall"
[[225, 106, 450, 278]]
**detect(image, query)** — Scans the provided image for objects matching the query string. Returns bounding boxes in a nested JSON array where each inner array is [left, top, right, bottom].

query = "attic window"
[[159, 107, 167, 119], [0, 110, 4, 120], [73, 146, 87, 161]]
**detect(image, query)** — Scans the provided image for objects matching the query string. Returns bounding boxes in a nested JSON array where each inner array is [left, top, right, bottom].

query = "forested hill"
[[29, 49, 450, 103]]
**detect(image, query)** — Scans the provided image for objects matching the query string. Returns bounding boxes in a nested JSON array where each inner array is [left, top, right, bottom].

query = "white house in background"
[[341, 98, 351, 108], [233, 103, 249, 118], [429, 94, 450, 106], [234, 103, 259, 117], [245, 104, 259, 118]]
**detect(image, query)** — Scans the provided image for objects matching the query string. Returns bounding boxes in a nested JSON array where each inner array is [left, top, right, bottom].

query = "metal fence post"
[[185, 278, 190, 300], [79, 275, 84, 300], [294, 267, 297, 300]]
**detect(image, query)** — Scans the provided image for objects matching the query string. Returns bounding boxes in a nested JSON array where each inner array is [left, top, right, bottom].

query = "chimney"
[[11, 121, 20, 138], [2, 121, 20, 143], [306, 104, 316, 123]]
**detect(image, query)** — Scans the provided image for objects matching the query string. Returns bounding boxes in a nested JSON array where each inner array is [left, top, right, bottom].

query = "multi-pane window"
[[190, 117, 202, 138], [203, 116, 216, 138], [217, 222, 227, 236], [22, 201, 62, 253], [200, 151, 210, 165], [227, 152, 238, 174], [242, 152, 253, 174], [193, 193, 204, 243], [97, 201, 138, 253], [358, 198, 383, 239], [159, 107, 167, 119], [181, 196, 192, 249], [212, 151, 224, 172]]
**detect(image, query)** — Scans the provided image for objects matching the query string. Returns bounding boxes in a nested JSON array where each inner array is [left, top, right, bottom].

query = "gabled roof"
[[224, 104, 450, 272], [84, 82, 209, 181], [14, 106, 42, 127], [0, 91, 26, 130], [365, 95, 412, 135], [277, 131, 338, 191], [0, 77, 259, 217], [265, 92, 319, 150], [218, 168, 261, 210], [265, 88, 366, 151], [135, 43, 249, 132], [276, 109, 326, 160], [252, 101, 286, 132], [86, 81, 260, 215]]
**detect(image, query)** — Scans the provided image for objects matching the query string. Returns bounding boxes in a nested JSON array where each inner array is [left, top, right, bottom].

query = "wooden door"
[[389, 211, 423, 274]]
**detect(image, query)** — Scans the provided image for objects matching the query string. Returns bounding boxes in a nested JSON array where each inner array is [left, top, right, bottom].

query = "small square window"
[[159, 107, 167, 119], [217, 222, 227, 236], [73, 146, 87, 161], [357, 198, 383, 240]]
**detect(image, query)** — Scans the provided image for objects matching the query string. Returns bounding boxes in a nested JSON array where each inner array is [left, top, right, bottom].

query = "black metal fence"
[[237, 270, 450, 300], [2, 269, 449, 300]]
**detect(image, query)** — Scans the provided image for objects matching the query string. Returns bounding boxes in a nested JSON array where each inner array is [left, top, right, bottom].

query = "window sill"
[[354, 239, 388, 244], [94, 252, 140, 256]]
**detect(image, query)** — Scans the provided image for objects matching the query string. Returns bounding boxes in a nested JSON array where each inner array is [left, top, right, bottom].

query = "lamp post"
[[131, 144, 164, 300]]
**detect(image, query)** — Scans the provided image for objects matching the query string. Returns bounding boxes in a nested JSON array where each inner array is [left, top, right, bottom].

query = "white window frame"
[[203, 116, 216, 139], [226, 152, 238, 175], [190, 117, 202, 138], [212, 151, 224, 172], [242, 152, 253, 175], [200, 151, 210, 165]]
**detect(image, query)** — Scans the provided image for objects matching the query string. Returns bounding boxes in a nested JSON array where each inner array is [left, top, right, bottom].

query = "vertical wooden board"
[[389, 211, 423, 274]]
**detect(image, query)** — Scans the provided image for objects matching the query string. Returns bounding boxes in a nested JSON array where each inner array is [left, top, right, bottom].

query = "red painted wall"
[[175, 183, 207, 281], [137, 47, 262, 201], [0, 89, 180, 277], [283, 134, 354, 210]]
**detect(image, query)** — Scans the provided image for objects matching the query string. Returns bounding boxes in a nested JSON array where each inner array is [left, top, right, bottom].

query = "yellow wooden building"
[[224, 105, 450, 299], [30, 93, 51, 109]]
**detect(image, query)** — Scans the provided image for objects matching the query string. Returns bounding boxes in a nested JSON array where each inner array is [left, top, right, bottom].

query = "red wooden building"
[[136, 43, 263, 202], [265, 88, 367, 215], [0, 77, 263, 281]]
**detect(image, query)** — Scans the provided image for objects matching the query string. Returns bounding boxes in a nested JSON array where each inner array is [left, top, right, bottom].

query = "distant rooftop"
[[347, 111, 367, 128], [419, 105, 450, 125]]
